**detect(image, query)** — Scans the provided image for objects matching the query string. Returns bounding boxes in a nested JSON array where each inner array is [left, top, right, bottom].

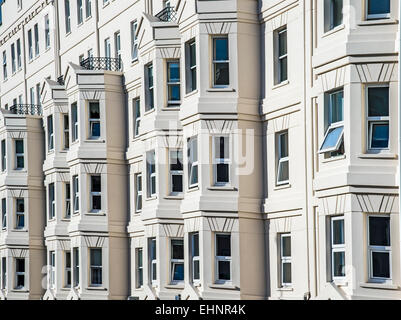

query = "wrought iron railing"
[[57, 75, 65, 85], [80, 57, 121, 71], [10, 104, 42, 116], [155, 6, 177, 22]]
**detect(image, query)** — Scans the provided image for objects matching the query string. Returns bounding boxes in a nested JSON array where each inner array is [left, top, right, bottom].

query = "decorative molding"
[[82, 163, 106, 174], [273, 114, 291, 132], [354, 63, 397, 83], [206, 217, 237, 233], [270, 216, 292, 233], [10, 248, 29, 258], [161, 224, 184, 238], [184, 217, 202, 233], [204, 22, 233, 35], [83, 236, 105, 248], [162, 135, 183, 149], [81, 91, 104, 101], [355, 194, 397, 214], [320, 194, 348, 216], [319, 66, 347, 92], [205, 120, 234, 134], [158, 47, 181, 59]]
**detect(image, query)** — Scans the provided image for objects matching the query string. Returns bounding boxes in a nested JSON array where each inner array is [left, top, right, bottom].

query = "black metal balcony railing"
[[57, 75, 65, 85], [155, 6, 177, 22], [80, 57, 121, 72], [10, 104, 42, 116]]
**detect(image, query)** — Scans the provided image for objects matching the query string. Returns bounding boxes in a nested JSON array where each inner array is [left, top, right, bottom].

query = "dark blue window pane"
[[368, 87, 389, 117], [368, 0, 390, 15], [214, 38, 228, 61], [173, 263, 184, 281], [369, 216, 390, 246], [92, 122, 100, 137], [371, 123, 389, 148]]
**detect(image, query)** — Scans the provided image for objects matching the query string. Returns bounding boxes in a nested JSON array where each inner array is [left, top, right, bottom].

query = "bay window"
[[213, 136, 230, 186], [167, 60, 180, 106], [331, 216, 345, 280], [149, 238, 157, 283], [146, 150, 156, 197], [212, 36, 229, 87], [88, 101, 100, 139], [15, 258, 25, 289], [135, 173, 142, 212], [215, 234, 231, 282], [169, 149, 183, 195], [279, 233, 292, 287], [90, 175, 101, 212], [276, 131, 289, 185], [367, 86, 389, 150], [367, 0, 390, 19], [15, 198, 24, 229], [191, 232, 200, 282], [170, 239, 184, 283], [136, 248, 143, 288], [89, 248, 102, 286]]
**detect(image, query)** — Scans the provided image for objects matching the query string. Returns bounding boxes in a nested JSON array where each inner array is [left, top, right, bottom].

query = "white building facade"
[[0, 0, 399, 300]]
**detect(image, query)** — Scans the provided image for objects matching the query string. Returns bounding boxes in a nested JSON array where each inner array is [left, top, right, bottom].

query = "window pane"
[[172, 175, 183, 193], [192, 233, 199, 256], [333, 251, 345, 277], [169, 85, 180, 101], [173, 263, 184, 281], [368, 0, 390, 15], [171, 239, 184, 259], [372, 252, 390, 278], [218, 260, 230, 280], [190, 165, 198, 185], [92, 196, 101, 210], [278, 160, 289, 182], [330, 91, 343, 123], [91, 176, 101, 192], [368, 87, 389, 117], [216, 234, 231, 256], [16, 140, 23, 153], [217, 163, 229, 183], [91, 249, 102, 266], [278, 30, 287, 56], [279, 56, 287, 82], [282, 235, 291, 257], [369, 216, 390, 246], [89, 102, 100, 119], [371, 123, 389, 149], [168, 62, 179, 82], [214, 62, 229, 86], [170, 150, 183, 171], [193, 260, 200, 280], [320, 126, 343, 151], [16, 259, 25, 272], [332, 219, 344, 245], [282, 262, 291, 283], [279, 133, 288, 158], [214, 38, 228, 61], [332, 0, 343, 28]]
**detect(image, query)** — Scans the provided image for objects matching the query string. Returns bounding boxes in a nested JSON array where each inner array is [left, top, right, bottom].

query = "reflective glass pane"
[[16, 140, 23, 154], [214, 38, 228, 61], [190, 165, 198, 185], [168, 62, 180, 82], [90, 249, 102, 266], [92, 195, 101, 210], [214, 62, 229, 86], [279, 133, 288, 158], [216, 234, 231, 256], [333, 251, 345, 277], [371, 123, 389, 149], [173, 263, 184, 281], [91, 122, 100, 137], [192, 233, 199, 257], [278, 160, 289, 183], [332, 218, 344, 245], [218, 261, 230, 280], [320, 126, 343, 151], [91, 176, 101, 192], [89, 102, 100, 119], [282, 235, 291, 257], [172, 175, 183, 192], [193, 260, 200, 280], [282, 262, 291, 284], [369, 217, 390, 246], [168, 85, 180, 101], [330, 91, 343, 124], [278, 30, 287, 56], [171, 239, 184, 260], [368, 87, 389, 117], [368, 0, 390, 15], [332, 0, 343, 28], [217, 163, 229, 183], [372, 251, 390, 278]]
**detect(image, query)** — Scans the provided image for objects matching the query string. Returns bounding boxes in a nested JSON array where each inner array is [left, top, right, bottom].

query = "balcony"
[[80, 57, 121, 72], [10, 104, 42, 116], [155, 6, 177, 22]]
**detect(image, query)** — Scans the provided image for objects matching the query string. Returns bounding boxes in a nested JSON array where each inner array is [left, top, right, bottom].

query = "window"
[[1, 139, 6, 171], [187, 136, 198, 188], [2, 50, 6, 80], [133, 98, 141, 137], [17, 0, 22, 10], [90, 248, 102, 286], [167, 60, 180, 106], [65, 183, 71, 218], [114, 31, 121, 70], [212, 36, 229, 87], [18, 94, 23, 105], [185, 39, 197, 93], [276, 131, 289, 185], [145, 63, 154, 111], [47, 115, 54, 152], [15, 258, 25, 289], [367, 0, 390, 19], [73, 175, 79, 213], [65, 251, 71, 287], [73, 248, 79, 287], [1, 198, 6, 229], [64, 114, 70, 149], [171, 239, 184, 283], [149, 238, 157, 283], [34, 24, 39, 57], [279, 234, 292, 287], [275, 27, 287, 84], [215, 234, 231, 282], [15, 198, 24, 229], [1, 257, 6, 290], [28, 29, 33, 60], [90, 175, 101, 212], [213, 136, 230, 186], [104, 38, 111, 70], [85, 0, 92, 18], [65, 0, 71, 34], [136, 248, 143, 288], [77, 0, 83, 24], [17, 39, 21, 69], [319, 90, 344, 155], [131, 20, 138, 61], [71, 103, 78, 142], [36, 83, 41, 107], [30, 87, 35, 105], [135, 174, 142, 213], [331, 216, 345, 280], [15, 139, 24, 169], [88, 101, 100, 138], [11, 43, 16, 74], [49, 251, 56, 289], [45, 15, 50, 49], [169, 150, 183, 195], [146, 150, 156, 197], [367, 86, 389, 150], [368, 216, 391, 282], [48, 183, 55, 220], [191, 232, 200, 282], [325, 0, 343, 32]]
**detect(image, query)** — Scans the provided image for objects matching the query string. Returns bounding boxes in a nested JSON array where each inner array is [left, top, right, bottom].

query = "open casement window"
[[14, 258, 25, 289], [213, 136, 230, 186], [367, 86, 389, 151], [276, 131, 289, 185], [90, 175, 101, 212], [88, 101, 100, 139], [191, 232, 200, 282], [367, 0, 390, 20], [49, 251, 56, 289], [135, 174, 142, 213], [15, 198, 24, 229], [215, 234, 231, 283], [319, 90, 344, 155], [331, 216, 345, 281], [167, 60, 181, 106], [170, 239, 184, 283], [89, 248, 102, 286], [133, 98, 141, 137], [146, 151, 156, 197], [48, 183, 55, 220], [149, 238, 157, 284], [324, 0, 343, 32], [65, 251, 71, 288], [279, 233, 292, 287], [187, 136, 198, 188], [73, 175, 79, 213], [212, 36, 229, 87], [368, 216, 391, 283], [169, 149, 183, 195]]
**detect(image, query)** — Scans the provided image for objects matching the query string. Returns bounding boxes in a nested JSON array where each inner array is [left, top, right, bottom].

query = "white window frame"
[[366, 0, 390, 20], [188, 136, 198, 188], [135, 173, 142, 213], [366, 85, 390, 151], [146, 150, 156, 198], [89, 248, 102, 287], [212, 36, 229, 88], [88, 101, 100, 139], [85, 0, 92, 18], [149, 238, 157, 285], [215, 233, 232, 284], [170, 238, 184, 284], [133, 98, 141, 137], [73, 175, 79, 213], [15, 198, 24, 229], [47, 115, 54, 152], [169, 149, 183, 195], [15, 139, 24, 170], [330, 216, 345, 281], [64, 251, 71, 288], [276, 131, 289, 186], [65, 182, 71, 218], [212, 136, 230, 186], [279, 233, 292, 287], [90, 175, 101, 212], [276, 27, 287, 84], [136, 248, 143, 288], [48, 183, 55, 220], [77, 0, 83, 25], [49, 251, 56, 289], [191, 232, 200, 283], [367, 215, 392, 283], [131, 20, 138, 61], [166, 60, 181, 106], [14, 258, 25, 290]]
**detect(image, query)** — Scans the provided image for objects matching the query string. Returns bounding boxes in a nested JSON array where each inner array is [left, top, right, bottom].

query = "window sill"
[[358, 18, 396, 26], [360, 282, 399, 290], [165, 284, 184, 289], [274, 183, 291, 191], [207, 186, 237, 191], [60, 218, 71, 222], [164, 195, 184, 200], [102, 1, 110, 8], [85, 211, 106, 216], [322, 24, 345, 38], [333, 280, 348, 287], [161, 106, 180, 111], [84, 139, 105, 143], [13, 229, 28, 232], [187, 186, 199, 193], [86, 286, 107, 291], [277, 286, 293, 292], [130, 59, 139, 67], [358, 153, 397, 160], [207, 87, 235, 93], [85, 16, 92, 22], [146, 196, 157, 201], [11, 289, 29, 293], [321, 154, 346, 163], [208, 283, 239, 290], [272, 80, 289, 90]]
